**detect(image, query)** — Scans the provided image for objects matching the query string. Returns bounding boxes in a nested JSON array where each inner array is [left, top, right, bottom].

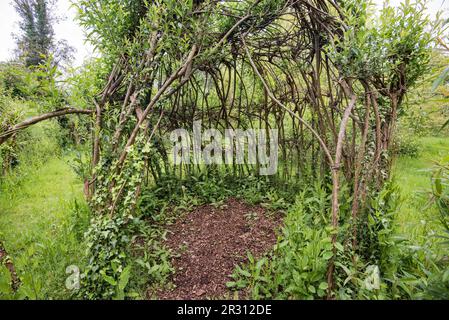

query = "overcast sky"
[[0, 0, 94, 67], [0, 0, 448, 67]]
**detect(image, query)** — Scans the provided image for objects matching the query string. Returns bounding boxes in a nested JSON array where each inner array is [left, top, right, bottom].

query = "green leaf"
[[238, 268, 251, 277], [118, 266, 131, 291], [434, 172, 443, 196], [322, 252, 333, 260], [432, 66, 449, 91], [335, 242, 344, 252], [443, 269, 449, 283], [256, 258, 266, 270], [319, 282, 329, 290], [101, 272, 117, 286]]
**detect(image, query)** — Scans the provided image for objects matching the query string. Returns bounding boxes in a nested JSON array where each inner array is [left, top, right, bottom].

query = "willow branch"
[[0, 108, 94, 145], [242, 36, 334, 166]]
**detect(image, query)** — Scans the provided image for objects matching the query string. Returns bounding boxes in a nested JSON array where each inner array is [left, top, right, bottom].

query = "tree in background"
[[14, 0, 54, 67], [13, 0, 73, 68]]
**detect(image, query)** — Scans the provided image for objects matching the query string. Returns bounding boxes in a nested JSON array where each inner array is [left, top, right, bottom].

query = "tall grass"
[[0, 118, 90, 299], [394, 136, 449, 255]]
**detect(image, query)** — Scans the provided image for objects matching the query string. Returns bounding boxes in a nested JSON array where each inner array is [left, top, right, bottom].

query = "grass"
[[394, 135, 449, 250], [0, 121, 89, 299], [392, 88, 449, 247]]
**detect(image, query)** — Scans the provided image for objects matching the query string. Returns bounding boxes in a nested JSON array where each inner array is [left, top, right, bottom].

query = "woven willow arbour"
[[0, 0, 423, 295]]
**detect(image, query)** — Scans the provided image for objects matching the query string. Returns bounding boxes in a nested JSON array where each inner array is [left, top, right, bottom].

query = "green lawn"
[[0, 156, 83, 248], [394, 136, 449, 248], [0, 123, 88, 299]]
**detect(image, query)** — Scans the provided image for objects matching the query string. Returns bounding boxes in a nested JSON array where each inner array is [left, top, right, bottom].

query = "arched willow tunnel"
[[0, 0, 432, 298]]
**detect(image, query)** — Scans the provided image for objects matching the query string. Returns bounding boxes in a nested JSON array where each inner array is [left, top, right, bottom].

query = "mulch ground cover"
[[156, 197, 282, 299]]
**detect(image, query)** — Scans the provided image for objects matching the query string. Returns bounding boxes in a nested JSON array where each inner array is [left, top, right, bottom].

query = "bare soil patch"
[[155, 197, 282, 300]]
